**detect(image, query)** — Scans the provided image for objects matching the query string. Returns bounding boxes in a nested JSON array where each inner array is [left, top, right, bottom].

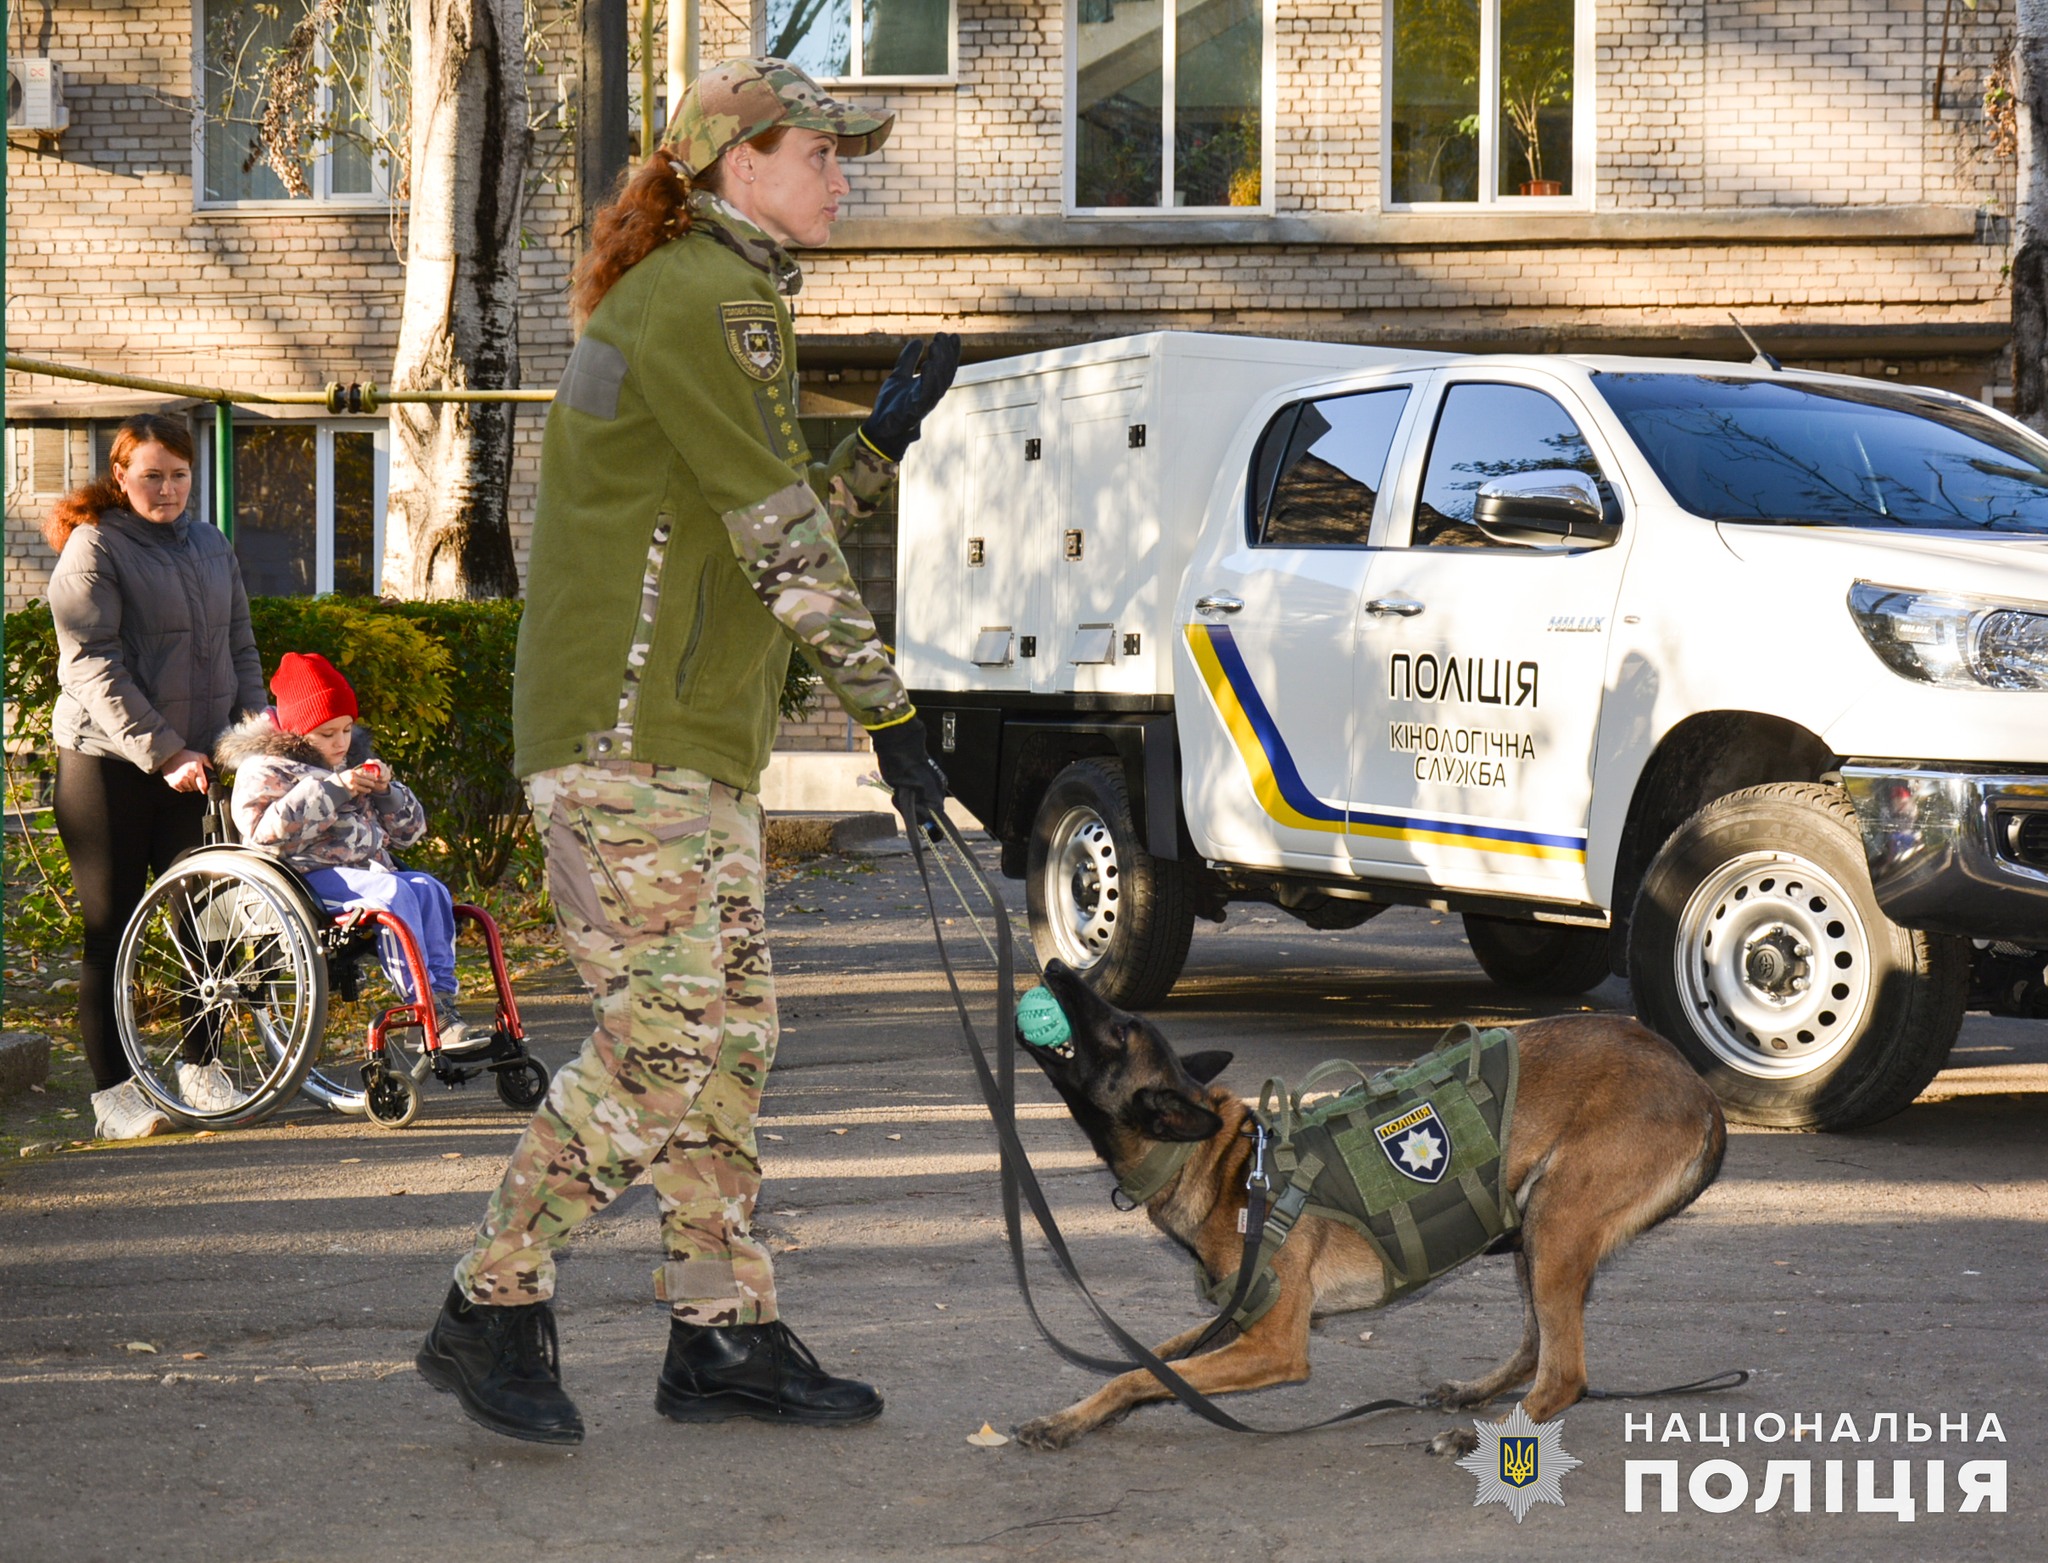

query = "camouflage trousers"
[[453, 762, 779, 1325]]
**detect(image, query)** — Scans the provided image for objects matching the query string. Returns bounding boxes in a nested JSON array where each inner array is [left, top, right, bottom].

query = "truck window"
[[1250, 388, 1411, 547], [1593, 373, 2048, 532], [1412, 383, 1610, 548]]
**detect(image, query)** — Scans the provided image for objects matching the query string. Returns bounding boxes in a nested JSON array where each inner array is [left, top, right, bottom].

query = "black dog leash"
[[899, 801, 1750, 1432]]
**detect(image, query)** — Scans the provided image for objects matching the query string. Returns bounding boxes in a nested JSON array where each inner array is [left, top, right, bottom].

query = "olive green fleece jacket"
[[512, 195, 910, 788]]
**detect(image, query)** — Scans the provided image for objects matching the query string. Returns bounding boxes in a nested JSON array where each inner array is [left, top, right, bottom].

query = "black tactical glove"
[[869, 716, 949, 833], [859, 333, 962, 462]]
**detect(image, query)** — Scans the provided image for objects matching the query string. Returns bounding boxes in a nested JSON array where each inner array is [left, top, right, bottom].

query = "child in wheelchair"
[[214, 652, 482, 1053]]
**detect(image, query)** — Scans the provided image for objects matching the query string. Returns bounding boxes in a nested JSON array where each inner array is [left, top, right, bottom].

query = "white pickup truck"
[[896, 332, 2048, 1131]]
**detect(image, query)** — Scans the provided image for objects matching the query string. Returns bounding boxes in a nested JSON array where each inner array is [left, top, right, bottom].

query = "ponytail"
[[568, 127, 790, 327]]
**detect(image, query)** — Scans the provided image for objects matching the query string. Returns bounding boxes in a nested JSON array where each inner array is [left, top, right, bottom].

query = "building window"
[[762, 0, 955, 83], [209, 422, 387, 596], [1070, 0, 1268, 211], [1388, 0, 1587, 206], [196, 0, 399, 205]]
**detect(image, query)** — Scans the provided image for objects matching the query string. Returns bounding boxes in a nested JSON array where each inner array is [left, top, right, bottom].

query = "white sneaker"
[[91, 1079, 173, 1140], [432, 993, 485, 1053], [176, 1059, 244, 1114]]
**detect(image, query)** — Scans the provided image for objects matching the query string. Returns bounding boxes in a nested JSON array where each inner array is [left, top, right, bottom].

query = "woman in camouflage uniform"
[[417, 58, 957, 1445]]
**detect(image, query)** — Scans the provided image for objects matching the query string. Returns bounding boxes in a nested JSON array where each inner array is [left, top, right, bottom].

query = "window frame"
[[1396, 371, 1628, 549], [757, 0, 961, 88], [1245, 385, 1419, 549], [1064, 0, 1278, 218], [1382, 0, 1597, 213], [191, 0, 399, 212], [193, 417, 389, 596]]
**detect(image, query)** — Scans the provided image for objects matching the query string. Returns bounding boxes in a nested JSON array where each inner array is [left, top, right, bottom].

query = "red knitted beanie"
[[272, 652, 358, 735]]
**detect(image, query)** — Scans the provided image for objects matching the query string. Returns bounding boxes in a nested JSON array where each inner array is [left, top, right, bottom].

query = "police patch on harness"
[[1376, 1102, 1452, 1183], [720, 302, 784, 382]]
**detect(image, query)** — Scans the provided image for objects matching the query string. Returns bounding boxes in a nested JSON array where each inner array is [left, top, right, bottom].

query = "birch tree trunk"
[[2015, 0, 2048, 431], [381, 0, 531, 599]]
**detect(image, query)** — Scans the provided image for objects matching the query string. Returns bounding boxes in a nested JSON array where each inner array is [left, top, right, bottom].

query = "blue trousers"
[[303, 864, 457, 1001]]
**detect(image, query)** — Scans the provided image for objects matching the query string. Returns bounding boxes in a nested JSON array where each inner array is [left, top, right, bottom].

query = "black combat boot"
[[655, 1318, 883, 1425], [416, 1284, 585, 1445]]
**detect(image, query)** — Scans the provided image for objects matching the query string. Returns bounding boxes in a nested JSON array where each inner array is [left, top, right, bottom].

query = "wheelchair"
[[113, 787, 551, 1131]]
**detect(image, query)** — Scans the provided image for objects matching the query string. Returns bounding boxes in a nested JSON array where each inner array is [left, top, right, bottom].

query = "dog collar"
[[1116, 1138, 1198, 1206]]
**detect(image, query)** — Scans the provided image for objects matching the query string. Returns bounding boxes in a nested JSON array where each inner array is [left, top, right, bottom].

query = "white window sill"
[[810, 76, 957, 90], [193, 200, 397, 217], [1065, 206, 1274, 221]]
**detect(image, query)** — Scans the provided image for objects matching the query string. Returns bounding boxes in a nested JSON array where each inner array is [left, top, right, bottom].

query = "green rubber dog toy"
[[1016, 984, 1073, 1055]]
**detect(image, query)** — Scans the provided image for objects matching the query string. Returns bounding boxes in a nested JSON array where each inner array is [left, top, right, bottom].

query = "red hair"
[[568, 128, 790, 327], [43, 414, 197, 555]]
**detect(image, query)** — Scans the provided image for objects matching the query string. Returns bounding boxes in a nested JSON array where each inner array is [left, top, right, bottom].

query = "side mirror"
[[1473, 469, 1621, 548]]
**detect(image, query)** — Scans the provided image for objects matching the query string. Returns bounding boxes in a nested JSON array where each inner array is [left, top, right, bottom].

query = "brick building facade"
[[5, 1, 2020, 751]]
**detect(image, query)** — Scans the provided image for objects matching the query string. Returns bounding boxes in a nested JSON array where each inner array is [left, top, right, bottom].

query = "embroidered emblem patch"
[[1375, 1101, 1451, 1183], [720, 301, 784, 382]]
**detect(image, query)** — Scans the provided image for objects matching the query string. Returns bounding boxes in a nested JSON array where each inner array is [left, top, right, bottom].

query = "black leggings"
[[52, 748, 209, 1089]]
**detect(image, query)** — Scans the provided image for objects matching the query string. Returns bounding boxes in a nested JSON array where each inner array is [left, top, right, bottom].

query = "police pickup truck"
[[897, 332, 2048, 1131]]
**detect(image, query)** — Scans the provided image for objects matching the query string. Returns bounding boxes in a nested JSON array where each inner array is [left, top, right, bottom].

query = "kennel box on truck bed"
[[896, 333, 1446, 699]]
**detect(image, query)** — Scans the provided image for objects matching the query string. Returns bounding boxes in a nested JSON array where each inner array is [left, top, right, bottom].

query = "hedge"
[[5, 595, 822, 898]]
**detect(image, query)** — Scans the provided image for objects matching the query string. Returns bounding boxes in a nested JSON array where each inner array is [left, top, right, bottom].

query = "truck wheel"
[[1027, 759, 1195, 1008], [1463, 914, 1612, 996], [1629, 782, 1968, 1132]]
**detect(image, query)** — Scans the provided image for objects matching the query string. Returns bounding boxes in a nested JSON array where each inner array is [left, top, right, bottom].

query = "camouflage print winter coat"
[[215, 713, 428, 872]]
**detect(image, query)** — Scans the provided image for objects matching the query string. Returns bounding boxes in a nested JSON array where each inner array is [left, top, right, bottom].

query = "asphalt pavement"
[[1, 838, 2042, 1562]]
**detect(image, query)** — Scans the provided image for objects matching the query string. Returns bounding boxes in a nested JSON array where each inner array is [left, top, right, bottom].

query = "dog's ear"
[[1180, 1050, 1233, 1085], [1128, 1086, 1224, 1144]]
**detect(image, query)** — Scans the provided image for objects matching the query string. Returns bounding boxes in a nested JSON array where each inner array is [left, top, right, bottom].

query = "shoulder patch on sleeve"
[[719, 301, 785, 382], [558, 335, 629, 420]]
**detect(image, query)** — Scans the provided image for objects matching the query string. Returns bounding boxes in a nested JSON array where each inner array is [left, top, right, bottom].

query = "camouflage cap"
[[668, 57, 894, 177]]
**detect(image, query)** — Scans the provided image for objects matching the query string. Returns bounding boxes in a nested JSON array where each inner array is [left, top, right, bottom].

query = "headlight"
[[1848, 582, 2048, 691]]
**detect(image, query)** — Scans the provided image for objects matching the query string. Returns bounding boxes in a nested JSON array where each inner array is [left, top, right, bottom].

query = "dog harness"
[[1121, 1024, 1522, 1332]]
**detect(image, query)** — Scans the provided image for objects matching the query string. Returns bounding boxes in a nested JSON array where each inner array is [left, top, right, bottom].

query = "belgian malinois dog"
[[1014, 961, 1726, 1450]]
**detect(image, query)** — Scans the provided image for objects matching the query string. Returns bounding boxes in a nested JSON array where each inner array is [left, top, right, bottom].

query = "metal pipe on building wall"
[[5, 355, 555, 541]]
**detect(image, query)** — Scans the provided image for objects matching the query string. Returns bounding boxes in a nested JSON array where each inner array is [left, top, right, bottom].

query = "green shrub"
[[377, 599, 527, 892], [6, 591, 824, 906], [244, 596, 453, 768]]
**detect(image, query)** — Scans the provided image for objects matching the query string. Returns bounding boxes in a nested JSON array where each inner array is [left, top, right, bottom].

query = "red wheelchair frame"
[[322, 895, 548, 1128]]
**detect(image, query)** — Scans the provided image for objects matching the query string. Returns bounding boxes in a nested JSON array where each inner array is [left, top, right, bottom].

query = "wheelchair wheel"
[[362, 1063, 421, 1130], [115, 849, 328, 1128], [495, 1056, 550, 1111]]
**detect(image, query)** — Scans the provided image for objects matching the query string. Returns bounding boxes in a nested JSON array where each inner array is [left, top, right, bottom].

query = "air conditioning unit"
[[7, 58, 70, 134]]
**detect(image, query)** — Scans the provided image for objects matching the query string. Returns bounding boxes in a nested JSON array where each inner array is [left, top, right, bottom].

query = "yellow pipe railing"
[[6, 354, 555, 538]]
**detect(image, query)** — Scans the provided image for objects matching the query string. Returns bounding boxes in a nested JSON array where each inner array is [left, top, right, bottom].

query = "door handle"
[[1194, 593, 1245, 617], [1365, 597, 1425, 618]]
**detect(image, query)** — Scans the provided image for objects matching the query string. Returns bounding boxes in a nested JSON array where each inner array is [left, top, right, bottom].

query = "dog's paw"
[[1427, 1380, 1494, 1411], [1429, 1428, 1480, 1459], [1014, 1415, 1078, 1452]]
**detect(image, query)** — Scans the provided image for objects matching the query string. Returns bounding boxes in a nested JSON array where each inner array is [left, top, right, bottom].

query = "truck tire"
[[1027, 759, 1195, 1008], [1463, 914, 1612, 996], [1628, 782, 1968, 1132]]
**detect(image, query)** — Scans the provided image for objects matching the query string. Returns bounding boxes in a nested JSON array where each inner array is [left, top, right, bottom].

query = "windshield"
[[1591, 373, 2048, 533]]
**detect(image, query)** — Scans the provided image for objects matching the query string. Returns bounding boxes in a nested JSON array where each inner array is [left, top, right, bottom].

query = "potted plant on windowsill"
[[1504, 35, 1572, 197]]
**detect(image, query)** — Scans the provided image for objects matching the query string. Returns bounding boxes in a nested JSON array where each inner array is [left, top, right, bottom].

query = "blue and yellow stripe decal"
[[1184, 623, 1587, 863]]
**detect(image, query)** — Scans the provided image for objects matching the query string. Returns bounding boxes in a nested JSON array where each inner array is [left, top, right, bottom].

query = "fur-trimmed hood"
[[214, 709, 375, 773]]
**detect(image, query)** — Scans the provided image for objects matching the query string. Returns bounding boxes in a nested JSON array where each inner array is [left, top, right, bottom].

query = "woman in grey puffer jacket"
[[44, 414, 268, 1139]]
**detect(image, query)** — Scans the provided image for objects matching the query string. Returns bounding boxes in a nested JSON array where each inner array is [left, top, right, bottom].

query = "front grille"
[[1998, 809, 2048, 869]]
